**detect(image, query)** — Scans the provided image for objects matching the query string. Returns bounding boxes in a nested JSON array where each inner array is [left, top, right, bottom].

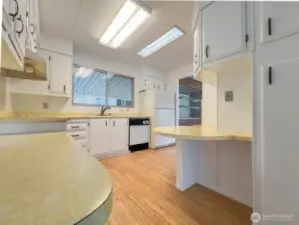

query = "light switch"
[[225, 91, 233, 102]]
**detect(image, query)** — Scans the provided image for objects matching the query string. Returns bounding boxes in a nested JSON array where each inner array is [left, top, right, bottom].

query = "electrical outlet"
[[225, 91, 233, 102], [43, 102, 49, 109]]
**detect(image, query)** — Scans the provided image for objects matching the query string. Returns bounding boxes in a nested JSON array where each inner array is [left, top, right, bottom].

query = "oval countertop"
[[153, 125, 252, 142], [0, 132, 112, 225]]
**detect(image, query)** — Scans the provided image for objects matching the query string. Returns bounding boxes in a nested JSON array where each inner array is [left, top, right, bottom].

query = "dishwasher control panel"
[[129, 118, 150, 126]]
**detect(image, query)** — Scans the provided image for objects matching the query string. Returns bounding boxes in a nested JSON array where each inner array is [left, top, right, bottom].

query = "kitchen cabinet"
[[193, 16, 201, 77], [141, 77, 166, 91], [67, 119, 89, 153], [90, 118, 129, 158], [48, 51, 71, 95], [110, 118, 129, 154], [259, 2, 299, 44], [1, 0, 26, 71], [201, 1, 246, 64], [9, 48, 72, 97], [90, 119, 110, 156], [26, 0, 39, 53], [261, 57, 299, 220]]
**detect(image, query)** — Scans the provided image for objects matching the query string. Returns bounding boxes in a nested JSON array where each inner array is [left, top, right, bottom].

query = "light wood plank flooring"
[[100, 147, 252, 225]]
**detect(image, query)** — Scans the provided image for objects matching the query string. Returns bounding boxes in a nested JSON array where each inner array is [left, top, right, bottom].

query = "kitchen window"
[[73, 64, 134, 107]]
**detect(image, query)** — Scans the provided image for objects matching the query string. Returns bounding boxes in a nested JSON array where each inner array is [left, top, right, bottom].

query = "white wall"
[[217, 55, 252, 132], [7, 34, 166, 114]]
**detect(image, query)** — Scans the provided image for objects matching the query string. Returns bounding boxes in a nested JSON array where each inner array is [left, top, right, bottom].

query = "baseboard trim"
[[94, 150, 130, 160]]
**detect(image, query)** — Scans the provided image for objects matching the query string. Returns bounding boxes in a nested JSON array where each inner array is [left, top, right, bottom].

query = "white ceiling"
[[39, 0, 195, 72]]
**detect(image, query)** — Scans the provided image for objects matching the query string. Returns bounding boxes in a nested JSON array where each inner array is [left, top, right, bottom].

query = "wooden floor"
[[100, 147, 252, 225]]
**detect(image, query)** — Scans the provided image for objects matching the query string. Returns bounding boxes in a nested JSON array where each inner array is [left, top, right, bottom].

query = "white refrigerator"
[[139, 90, 176, 149]]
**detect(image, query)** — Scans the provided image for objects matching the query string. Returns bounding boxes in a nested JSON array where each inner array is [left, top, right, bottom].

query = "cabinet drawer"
[[68, 131, 87, 140], [67, 123, 88, 132], [77, 139, 89, 148]]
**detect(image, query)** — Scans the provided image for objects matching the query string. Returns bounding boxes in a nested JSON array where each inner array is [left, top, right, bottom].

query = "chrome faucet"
[[100, 106, 110, 116]]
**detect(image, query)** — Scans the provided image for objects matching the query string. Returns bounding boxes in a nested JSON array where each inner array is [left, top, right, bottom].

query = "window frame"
[[72, 64, 135, 108]]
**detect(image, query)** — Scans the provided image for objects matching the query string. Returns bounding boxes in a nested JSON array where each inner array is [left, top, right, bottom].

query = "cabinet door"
[[110, 119, 129, 153], [27, 0, 39, 53], [260, 2, 299, 44], [193, 16, 201, 76], [49, 51, 72, 96], [14, 0, 26, 57], [202, 1, 246, 64], [90, 119, 110, 156], [156, 80, 164, 91], [144, 77, 154, 90], [262, 57, 299, 219]]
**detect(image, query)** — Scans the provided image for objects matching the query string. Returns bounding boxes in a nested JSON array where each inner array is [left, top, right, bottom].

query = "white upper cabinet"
[[1, 0, 27, 71], [193, 15, 201, 76], [259, 2, 299, 44], [110, 118, 129, 154], [202, 1, 246, 64], [9, 49, 72, 97], [13, 0, 26, 57], [48, 51, 71, 96], [26, 0, 39, 53], [141, 77, 166, 91]]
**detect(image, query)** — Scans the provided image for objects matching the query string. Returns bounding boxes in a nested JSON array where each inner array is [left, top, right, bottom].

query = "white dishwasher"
[[129, 118, 150, 152]]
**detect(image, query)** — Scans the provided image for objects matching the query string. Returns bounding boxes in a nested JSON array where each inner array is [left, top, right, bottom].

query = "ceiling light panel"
[[137, 27, 184, 57], [99, 0, 151, 48]]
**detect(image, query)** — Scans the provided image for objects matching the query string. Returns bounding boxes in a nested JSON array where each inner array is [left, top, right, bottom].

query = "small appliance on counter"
[[129, 117, 150, 152]]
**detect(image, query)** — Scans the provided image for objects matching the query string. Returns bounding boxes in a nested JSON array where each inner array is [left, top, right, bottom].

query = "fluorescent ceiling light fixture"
[[137, 27, 184, 57], [99, 0, 151, 48]]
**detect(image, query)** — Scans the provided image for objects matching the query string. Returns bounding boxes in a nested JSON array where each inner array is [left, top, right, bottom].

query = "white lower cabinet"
[[110, 118, 129, 154], [90, 118, 129, 158], [261, 56, 299, 219]]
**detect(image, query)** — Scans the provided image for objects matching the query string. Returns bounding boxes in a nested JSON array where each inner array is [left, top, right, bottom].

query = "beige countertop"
[[0, 132, 112, 225], [153, 125, 252, 142], [0, 113, 149, 122]]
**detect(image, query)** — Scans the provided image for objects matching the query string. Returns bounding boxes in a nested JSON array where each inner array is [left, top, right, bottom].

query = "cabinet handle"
[[268, 66, 272, 85], [205, 45, 209, 58], [154, 84, 156, 88], [33, 39, 38, 51], [105, 120, 108, 126], [113, 120, 115, 127], [71, 126, 79, 129], [16, 14, 24, 38], [268, 18, 272, 36], [48, 56, 51, 90], [71, 134, 80, 138], [9, 0, 19, 21], [63, 85, 66, 93]]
